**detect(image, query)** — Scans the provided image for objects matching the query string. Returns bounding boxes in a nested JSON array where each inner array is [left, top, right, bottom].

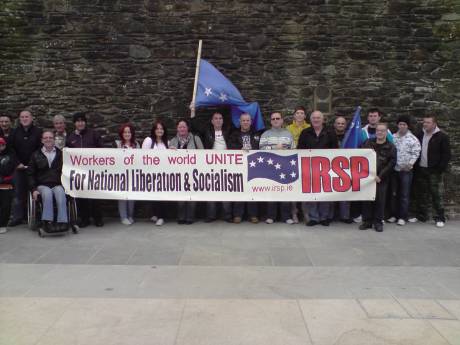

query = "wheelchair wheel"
[[27, 192, 38, 231], [68, 197, 79, 234]]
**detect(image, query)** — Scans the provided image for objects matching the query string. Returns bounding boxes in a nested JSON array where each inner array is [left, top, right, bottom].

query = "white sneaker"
[[397, 219, 406, 226], [292, 214, 299, 224], [265, 218, 274, 224], [286, 219, 294, 225], [128, 217, 134, 224], [436, 221, 445, 228], [387, 217, 397, 223], [150, 216, 158, 222], [121, 218, 132, 226], [155, 218, 164, 226], [0, 227, 7, 234], [408, 217, 418, 223], [353, 215, 362, 223]]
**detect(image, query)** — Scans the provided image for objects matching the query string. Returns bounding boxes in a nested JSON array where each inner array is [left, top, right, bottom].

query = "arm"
[[259, 132, 270, 150], [379, 145, 396, 180], [439, 133, 451, 172], [408, 135, 421, 167], [194, 135, 204, 149]]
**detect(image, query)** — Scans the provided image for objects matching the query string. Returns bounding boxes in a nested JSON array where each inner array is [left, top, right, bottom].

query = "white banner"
[[62, 148, 376, 201]]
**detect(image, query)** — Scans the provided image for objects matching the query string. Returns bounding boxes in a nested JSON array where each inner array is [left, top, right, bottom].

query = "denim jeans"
[[329, 201, 350, 220], [118, 200, 135, 220], [233, 202, 258, 219], [37, 185, 68, 223], [390, 170, 413, 220], [266, 202, 291, 222], [304, 202, 330, 222], [206, 202, 232, 220]]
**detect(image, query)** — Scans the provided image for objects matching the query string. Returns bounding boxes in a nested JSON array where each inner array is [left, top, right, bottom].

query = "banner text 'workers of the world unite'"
[[62, 149, 376, 201]]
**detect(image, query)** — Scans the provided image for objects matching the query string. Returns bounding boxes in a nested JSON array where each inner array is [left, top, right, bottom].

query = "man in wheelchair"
[[27, 130, 68, 232]]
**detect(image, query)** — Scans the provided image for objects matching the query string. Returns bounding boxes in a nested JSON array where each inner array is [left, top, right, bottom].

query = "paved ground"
[[1, 219, 460, 344]]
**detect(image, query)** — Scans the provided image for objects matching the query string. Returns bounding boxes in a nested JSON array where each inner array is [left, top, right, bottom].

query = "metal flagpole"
[[190, 39, 203, 118]]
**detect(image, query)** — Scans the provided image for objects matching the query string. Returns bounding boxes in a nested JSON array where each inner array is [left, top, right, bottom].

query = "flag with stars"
[[195, 59, 265, 131], [247, 152, 299, 184], [341, 106, 362, 148]]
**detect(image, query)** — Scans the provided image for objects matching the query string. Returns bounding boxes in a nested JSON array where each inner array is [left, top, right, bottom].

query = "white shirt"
[[41, 146, 57, 168], [213, 130, 227, 150]]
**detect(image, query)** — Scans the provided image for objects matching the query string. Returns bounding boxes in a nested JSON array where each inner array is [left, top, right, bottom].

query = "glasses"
[[271, 117, 281, 121]]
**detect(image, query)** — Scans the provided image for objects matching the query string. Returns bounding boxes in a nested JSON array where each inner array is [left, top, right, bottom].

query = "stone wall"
[[1, 0, 459, 216]]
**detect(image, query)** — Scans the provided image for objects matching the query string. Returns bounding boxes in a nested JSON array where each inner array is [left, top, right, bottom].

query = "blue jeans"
[[304, 202, 330, 222], [390, 170, 413, 220], [206, 202, 232, 220], [233, 202, 258, 219], [118, 200, 135, 220], [37, 185, 68, 223], [267, 202, 290, 221], [329, 201, 350, 220]]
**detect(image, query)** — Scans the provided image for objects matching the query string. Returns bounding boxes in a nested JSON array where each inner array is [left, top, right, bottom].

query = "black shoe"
[[224, 218, 233, 223], [320, 220, 330, 226], [185, 220, 193, 225], [43, 221, 52, 232], [306, 220, 319, 227], [359, 222, 372, 230], [94, 219, 104, 227], [341, 219, 353, 224], [374, 223, 383, 232], [204, 218, 216, 223], [177, 220, 186, 225], [57, 222, 69, 231], [7, 219, 23, 227], [78, 219, 90, 228]]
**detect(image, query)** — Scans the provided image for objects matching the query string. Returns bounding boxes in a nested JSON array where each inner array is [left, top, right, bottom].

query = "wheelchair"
[[27, 190, 79, 237]]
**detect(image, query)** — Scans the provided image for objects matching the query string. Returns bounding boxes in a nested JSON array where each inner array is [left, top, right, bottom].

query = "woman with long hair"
[[115, 123, 140, 225], [142, 120, 169, 225]]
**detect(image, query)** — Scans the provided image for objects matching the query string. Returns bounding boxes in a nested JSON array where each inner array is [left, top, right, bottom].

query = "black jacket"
[[415, 130, 451, 172], [362, 139, 396, 180], [27, 148, 63, 191], [0, 147, 17, 184], [297, 126, 338, 149], [227, 129, 261, 150], [7, 125, 42, 165], [66, 128, 103, 148]]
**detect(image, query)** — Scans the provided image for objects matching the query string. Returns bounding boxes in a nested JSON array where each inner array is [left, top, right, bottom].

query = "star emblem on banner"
[[247, 152, 299, 185], [219, 93, 228, 102], [204, 87, 213, 97]]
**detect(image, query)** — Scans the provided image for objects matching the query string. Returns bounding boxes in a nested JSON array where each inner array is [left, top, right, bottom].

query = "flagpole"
[[190, 39, 202, 118]]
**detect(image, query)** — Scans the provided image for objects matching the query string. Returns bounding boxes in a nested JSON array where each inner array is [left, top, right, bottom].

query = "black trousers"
[[76, 198, 103, 223], [0, 189, 14, 227], [362, 179, 389, 225]]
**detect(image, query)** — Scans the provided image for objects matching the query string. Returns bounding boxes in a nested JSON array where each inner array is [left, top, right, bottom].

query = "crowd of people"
[[0, 106, 451, 234]]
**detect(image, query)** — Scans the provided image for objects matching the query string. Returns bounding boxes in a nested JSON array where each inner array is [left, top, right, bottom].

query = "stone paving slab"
[[1, 220, 459, 268], [1, 220, 459, 344], [2, 297, 459, 345]]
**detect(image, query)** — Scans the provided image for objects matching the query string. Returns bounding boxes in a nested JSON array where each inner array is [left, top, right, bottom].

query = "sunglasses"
[[271, 117, 281, 120]]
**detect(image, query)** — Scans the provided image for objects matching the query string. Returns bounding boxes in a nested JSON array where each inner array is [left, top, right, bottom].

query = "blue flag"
[[341, 106, 362, 148], [247, 152, 299, 184], [195, 59, 265, 131]]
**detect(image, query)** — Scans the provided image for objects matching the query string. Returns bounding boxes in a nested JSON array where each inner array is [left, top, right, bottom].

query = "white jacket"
[[393, 130, 421, 171]]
